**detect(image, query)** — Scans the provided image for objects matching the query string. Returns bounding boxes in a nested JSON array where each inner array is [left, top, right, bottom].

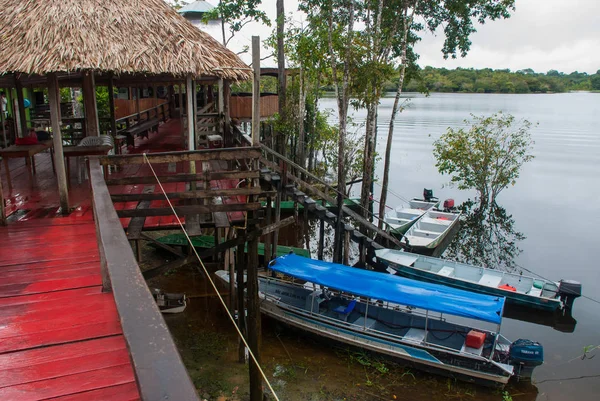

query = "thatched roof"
[[0, 0, 250, 80]]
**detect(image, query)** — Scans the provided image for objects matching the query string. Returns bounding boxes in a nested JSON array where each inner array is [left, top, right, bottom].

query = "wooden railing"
[[88, 157, 200, 401]]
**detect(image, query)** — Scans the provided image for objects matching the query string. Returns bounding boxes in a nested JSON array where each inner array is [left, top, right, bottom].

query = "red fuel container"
[[465, 330, 486, 349], [443, 199, 455, 209]]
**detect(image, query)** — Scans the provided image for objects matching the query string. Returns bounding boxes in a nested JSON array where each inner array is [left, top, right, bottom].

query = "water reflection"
[[443, 200, 525, 272]]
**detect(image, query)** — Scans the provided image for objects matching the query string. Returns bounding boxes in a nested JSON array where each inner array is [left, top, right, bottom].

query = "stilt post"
[[247, 35, 263, 401], [236, 231, 247, 363], [82, 71, 100, 136], [14, 78, 27, 137], [48, 73, 70, 214], [108, 74, 117, 137]]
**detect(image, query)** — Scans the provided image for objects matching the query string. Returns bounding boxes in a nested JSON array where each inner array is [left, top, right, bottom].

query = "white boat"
[[401, 209, 461, 251], [375, 249, 582, 312], [384, 199, 440, 235], [216, 254, 546, 387], [152, 288, 187, 314]]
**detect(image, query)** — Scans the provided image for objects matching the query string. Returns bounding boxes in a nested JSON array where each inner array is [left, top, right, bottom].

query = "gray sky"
[[182, 0, 600, 74]]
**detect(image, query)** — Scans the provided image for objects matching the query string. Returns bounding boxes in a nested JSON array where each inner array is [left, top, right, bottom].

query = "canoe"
[[155, 233, 310, 258], [216, 254, 545, 387], [384, 199, 440, 235], [401, 209, 461, 251], [375, 249, 582, 312]]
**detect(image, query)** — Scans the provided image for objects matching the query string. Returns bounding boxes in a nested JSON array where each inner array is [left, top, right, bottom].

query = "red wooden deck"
[[1, 119, 246, 228], [0, 218, 140, 400]]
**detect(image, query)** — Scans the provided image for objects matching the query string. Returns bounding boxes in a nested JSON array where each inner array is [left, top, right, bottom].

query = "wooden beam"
[[48, 73, 69, 214], [252, 36, 261, 147], [0, 99, 7, 147], [136, 87, 141, 122], [236, 232, 247, 363], [116, 203, 261, 218], [218, 78, 224, 137], [99, 147, 261, 166], [82, 71, 100, 136], [260, 215, 294, 235], [142, 255, 195, 280], [111, 187, 269, 202], [105, 170, 260, 185]]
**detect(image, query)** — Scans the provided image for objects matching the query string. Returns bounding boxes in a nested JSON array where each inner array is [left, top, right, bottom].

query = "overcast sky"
[[185, 0, 600, 74]]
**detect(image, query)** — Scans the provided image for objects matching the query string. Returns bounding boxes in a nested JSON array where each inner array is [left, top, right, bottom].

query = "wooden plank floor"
[[0, 218, 140, 400]]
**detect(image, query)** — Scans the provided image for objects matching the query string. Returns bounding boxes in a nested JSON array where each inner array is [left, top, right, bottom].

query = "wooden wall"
[[230, 94, 278, 119]]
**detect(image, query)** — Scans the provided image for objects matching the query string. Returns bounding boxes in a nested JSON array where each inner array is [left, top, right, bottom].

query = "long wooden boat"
[[216, 254, 545, 387], [375, 249, 582, 312], [401, 209, 461, 251], [384, 199, 440, 235], [155, 233, 310, 258]]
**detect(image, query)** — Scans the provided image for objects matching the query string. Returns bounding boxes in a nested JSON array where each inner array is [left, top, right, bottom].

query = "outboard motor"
[[443, 199, 455, 212], [558, 280, 582, 310], [423, 188, 439, 203], [509, 339, 544, 380]]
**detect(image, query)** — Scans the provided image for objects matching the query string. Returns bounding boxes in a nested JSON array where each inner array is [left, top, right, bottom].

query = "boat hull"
[[385, 263, 561, 312], [261, 301, 511, 387]]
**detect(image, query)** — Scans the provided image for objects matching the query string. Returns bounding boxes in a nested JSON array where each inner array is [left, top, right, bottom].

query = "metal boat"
[[375, 249, 581, 312], [216, 254, 545, 387]]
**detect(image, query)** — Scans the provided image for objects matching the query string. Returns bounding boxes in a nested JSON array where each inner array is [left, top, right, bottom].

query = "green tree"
[[591, 74, 600, 90], [433, 112, 535, 211], [204, 0, 270, 47]]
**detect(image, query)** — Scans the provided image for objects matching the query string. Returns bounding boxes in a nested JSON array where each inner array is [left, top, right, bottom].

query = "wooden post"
[[1, 100, 7, 147], [236, 233, 247, 363], [0, 169, 6, 226], [48, 73, 69, 214], [218, 78, 225, 138], [359, 236, 366, 266], [152, 85, 158, 119], [343, 230, 350, 266], [247, 35, 263, 401], [318, 200, 325, 260], [14, 79, 27, 137], [108, 75, 117, 137], [223, 80, 231, 147], [247, 230, 262, 401], [136, 87, 141, 122], [264, 195, 272, 262], [82, 71, 100, 136], [186, 77, 195, 151], [272, 179, 282, 261], [251, 36, 260, 147], [226, 228, 236, 312]]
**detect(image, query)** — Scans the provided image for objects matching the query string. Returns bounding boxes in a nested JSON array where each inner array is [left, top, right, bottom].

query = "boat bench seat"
[[403, 328, 426, 343], [354, 317, 377, 330], [528, 287, 542, 297], [413, 229, 440, 236], [438, 266, 455, 277], [461, 342, 484, 356], [479, 274, 502, 287]]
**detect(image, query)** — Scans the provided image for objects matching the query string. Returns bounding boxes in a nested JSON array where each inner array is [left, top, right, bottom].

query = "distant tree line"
[[397, 67, 600, 93]]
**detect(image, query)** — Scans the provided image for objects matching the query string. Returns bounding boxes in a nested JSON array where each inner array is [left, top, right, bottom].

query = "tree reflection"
[[443, 199, 525, 271]]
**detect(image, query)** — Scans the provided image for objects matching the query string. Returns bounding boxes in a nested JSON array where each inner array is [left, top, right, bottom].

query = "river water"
[[318, 92, 600, 400]]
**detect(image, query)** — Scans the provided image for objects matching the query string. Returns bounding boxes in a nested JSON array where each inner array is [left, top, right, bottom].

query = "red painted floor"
[[0, 218, 140, 400], [1, 118, 246, 228]]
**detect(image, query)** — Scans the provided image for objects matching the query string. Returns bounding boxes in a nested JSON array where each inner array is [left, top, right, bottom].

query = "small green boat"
[[261, 197, 363, 212], [155, 233, 310, 258]]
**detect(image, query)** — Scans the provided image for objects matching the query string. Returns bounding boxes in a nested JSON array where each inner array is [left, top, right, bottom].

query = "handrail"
[[88, 157, 200, 401], [259, 145, 403, 247]]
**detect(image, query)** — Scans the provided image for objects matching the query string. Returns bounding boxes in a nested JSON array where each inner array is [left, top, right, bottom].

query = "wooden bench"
[[124, 118, 160, 147]]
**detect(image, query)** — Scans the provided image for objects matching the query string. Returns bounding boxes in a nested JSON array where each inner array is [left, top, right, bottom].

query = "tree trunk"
[[379, 5, 415, 230], [360, 98, 377, 231], [276, 0, 286, 155]]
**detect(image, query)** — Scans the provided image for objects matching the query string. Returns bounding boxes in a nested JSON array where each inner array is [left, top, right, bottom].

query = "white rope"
[[142, 153, 280, 401]]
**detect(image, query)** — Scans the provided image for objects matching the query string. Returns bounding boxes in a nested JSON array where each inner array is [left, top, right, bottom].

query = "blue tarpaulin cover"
[[269, 254, 505, 324]]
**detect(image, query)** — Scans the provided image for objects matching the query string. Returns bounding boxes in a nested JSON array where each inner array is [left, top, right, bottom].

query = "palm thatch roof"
[[0, 0, 250, 80]]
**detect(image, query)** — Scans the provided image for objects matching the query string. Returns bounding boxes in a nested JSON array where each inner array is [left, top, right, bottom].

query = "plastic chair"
[[333, 299, 357, 321]]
